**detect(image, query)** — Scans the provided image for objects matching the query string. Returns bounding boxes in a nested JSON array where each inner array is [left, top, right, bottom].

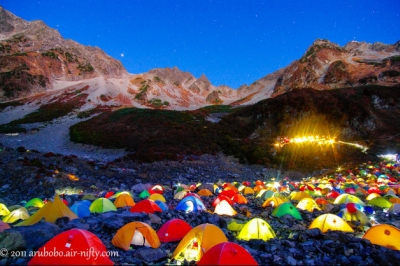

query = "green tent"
[[24, 198, 44, 208], [272, 202, 303, 220], [89, 198, 117, 213], [227, 219, 247, 232], [368, 197, 392, 209], [139, 190, 150, 199], [257, 190, 275, 200]]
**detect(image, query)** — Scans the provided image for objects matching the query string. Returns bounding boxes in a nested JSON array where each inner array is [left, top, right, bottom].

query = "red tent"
[[157, 219, 192, 243], [326, 191, 340, 199], [368, 187, 381, 195], [219, 190, 236, 199], [104, 191, 115, 198], [28, 229, 113, 265], [149, 185, 164, 195], [130, 199, 162, 214], [212, 195, 234, 207], [197, 242, 258, 265]]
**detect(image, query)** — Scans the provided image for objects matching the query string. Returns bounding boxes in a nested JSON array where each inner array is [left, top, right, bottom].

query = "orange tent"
[[157, 219, 192, 243], [172, 223, 227, 261], [114, 193, 135, 208], [112, 221, 160, 250], [198, 189, 213, 197], [197, 242, 258, 265], [28, 229, 113, 265], [130, 199, 162, 214], [363, 224, 400, 250], [231, 194, 248, 204]]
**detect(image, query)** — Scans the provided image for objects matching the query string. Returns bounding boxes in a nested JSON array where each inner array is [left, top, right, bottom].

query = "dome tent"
[[70, 202, 91, 218], [172, 223, 227, 262], [237, 218, 276, 241], [24, 198, 44, 208], [362, 224, 400, 250], [309, 214, 354, 233], [112, 221, 160, 250], [214, 200, 237, 216], [114, 193, 135, 208], [272, 202, 303, 220], [157, 219, 192, 243], [130, 199, 162, 214], [175, 196, 206, 213], [28, 229, 113, 265], [197, 242, 258, 265], [89, 198, 117, 213]]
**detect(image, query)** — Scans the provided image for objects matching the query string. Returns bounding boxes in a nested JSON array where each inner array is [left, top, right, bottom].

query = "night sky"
[[2, 0, 399, 88]]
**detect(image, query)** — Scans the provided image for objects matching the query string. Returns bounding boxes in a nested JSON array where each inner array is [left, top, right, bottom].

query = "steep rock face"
[[205, 90, 222, 104], [248, 39, 400, 99], [0, 7, 125, 101]]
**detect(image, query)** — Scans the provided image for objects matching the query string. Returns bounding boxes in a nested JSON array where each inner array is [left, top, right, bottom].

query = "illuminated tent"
[[112, 221, 160, 250], [197, 242, 258, 265], [237, 218, 276, 241], [157, 219, 192, 243], [172, 223, 228, 261], [214, 200, 237, 216], [227, 219, 247, 232], [24, 198, 44, 208], [0, 203, 10, 216], [272, 202, 303, 220], [130, 199, 162, 214], [175, 196, 206, 213], [368, 197, 392, 208], [0, 220, 10, 232], [70, 202, 91, 218], [326, 191, 340, 199], [89, 198, 117, 213], [334, 194, 365, 206], [17, 195, 77, 226], [28, 229, 113, 265], [213, 195, 234, 207], [149, 193, 166, 202], [363, 224, 400, 250], [174, 190, 188, 200], [366, 193, 381, 201], [149, 184, 164, 194], [3, 207, 29, 223], [309, 214, 354, 233], [296, 198, 321, 212], [114, 193, 135, 208]]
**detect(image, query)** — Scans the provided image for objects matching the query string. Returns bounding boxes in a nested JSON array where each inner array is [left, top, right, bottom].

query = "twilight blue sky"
[[1, 1, 399, 88]]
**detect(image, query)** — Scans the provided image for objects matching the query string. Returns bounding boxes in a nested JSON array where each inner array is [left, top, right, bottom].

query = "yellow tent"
[[309, 214, 354, 233], [198, 189, 213, 197], [237, 218, 276, 241], [334, 194, 365, 206], [262, 197, 285, 208], [366, 193, 381, 201], [0, 203, 10, 216], [214, 200, 237, 216], [338, 208, 369, 225], [16, 195, 77, 226], [149, 193, 166, 203], [289, 191, 312, 201], [243, 187, 255, 195], [112, 221, 160, 250], [2, 207, 29, 223], [172, 223, 227, 261], [296, 198, 321, 212], [363, 224, 400, 250], [114, 193, 135, 208]]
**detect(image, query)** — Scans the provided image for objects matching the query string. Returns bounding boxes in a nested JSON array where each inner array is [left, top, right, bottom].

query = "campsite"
[[0, 147, 400, 265]]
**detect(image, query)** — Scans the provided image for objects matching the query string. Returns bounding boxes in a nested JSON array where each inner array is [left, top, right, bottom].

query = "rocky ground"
[[0, 119, 399, 265]]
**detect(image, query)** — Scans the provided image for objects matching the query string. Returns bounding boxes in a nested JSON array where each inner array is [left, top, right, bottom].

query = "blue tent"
[[80, 200, 92, 207], [155, 200, 169, 211], [70, 202, 91, 218], [175, 196, 206, 213]]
